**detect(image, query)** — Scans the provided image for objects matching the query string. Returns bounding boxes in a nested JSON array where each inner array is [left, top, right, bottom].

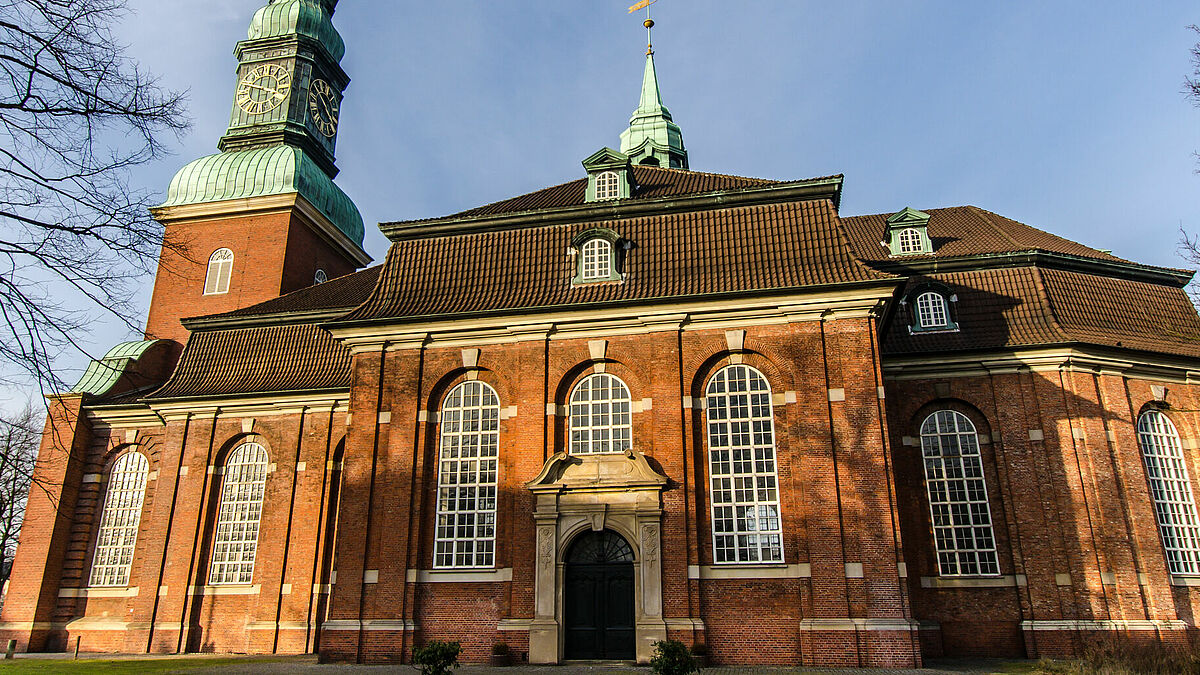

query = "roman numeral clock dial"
[[236, 63, 292, 115], [308, 79, 340, 138]]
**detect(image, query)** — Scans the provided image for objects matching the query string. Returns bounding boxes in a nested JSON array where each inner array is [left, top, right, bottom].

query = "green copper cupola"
[[159, 0, 364, 248], [619, 49, 688, 169]]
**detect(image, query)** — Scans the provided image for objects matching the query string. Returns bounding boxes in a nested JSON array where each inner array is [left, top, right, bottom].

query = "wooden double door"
[[562, 530, 635, 660]]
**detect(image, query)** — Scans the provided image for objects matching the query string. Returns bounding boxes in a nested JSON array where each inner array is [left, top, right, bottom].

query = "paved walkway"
[[7, 654, 1034, 674]]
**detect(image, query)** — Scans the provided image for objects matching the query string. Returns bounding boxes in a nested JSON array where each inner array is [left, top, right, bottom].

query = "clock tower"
[[145, 0, 369, 345]]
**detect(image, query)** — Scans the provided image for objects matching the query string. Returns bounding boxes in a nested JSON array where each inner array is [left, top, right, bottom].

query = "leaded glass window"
[[595, 170, 621, 200], [434, 381, 500, 569], [569, 373, 633, 455], [920, 411, 999, 576], [1138, 410, 1200, 576], [580, 238, 613, 282], [204, 248, 234, 296], [916, 292, 949, 329], [88, 452, 150, 587], [705, 365, 783, 564], [209, 442, 268, 585]]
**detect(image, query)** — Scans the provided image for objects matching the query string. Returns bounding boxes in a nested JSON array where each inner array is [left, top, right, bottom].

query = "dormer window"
[[885, 207, 933, 256], [581, 239, 612, 281], [571, 228, 623, 285], [898, 228, 924, 254], [906, 286, 960, 333], [314, 269, 328, 285], [594, 171, 621, 201], [582, 148, 634, 203]]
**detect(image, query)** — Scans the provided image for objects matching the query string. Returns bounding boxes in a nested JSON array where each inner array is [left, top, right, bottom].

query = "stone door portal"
[[563, 531, 636, 660]]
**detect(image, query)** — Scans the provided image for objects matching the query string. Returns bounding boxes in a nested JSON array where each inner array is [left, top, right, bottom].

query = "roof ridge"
[[966, 205, 1024, 249], [633, 164, 784, 184]]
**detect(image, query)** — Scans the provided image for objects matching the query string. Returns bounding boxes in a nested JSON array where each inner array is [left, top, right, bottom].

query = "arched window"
[[435, 381, 501, 569], [1137, 410, 1200, 576], [705, 365, 783, 564], [209, 442, 269, 585], [595, 170, 621, 200], [898, 228, 924, 254], [920, 411, 999, 576], [204, 248, 234, 296], [314, 269, 328, 285], [89, 452, 150, 587], [916, 291, 949, 329], [569, 373, 632, 455], [580, 238, 614, 282]]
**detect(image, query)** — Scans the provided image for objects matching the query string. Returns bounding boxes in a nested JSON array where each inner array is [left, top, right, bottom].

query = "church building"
[[5, 0, 1200, 667]]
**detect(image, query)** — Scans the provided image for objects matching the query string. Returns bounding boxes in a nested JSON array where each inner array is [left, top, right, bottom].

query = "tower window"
[[705, 365, 784, 564], [314, 269, 328, 285], [916, 292, 949, 329], [1138, 410, 1200, 576], [209, 442, 268, 585], [594, 170, 621, 200], [434, 381, 500, 569], [580, 239, 613, 282], [898, 228, 924, 254], [204, 248, 234, 296], [569, 373, 633, 455], [89, 452, 150, 587], [920, 410, 1000, 576]]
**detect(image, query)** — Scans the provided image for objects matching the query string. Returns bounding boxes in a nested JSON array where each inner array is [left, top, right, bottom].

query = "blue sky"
[[6, 0, 1199, 405]]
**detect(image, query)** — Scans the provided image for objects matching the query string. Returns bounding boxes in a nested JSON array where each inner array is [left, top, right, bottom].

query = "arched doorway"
[[563, 530, 635, 660]]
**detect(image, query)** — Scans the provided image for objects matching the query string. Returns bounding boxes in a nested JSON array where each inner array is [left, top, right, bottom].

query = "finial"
[[645, 18, 655, 54]]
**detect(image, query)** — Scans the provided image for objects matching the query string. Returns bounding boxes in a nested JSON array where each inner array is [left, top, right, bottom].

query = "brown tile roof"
[[841, 206, 1127, 263], [884, 267, 1200, 359], [342, 199, 894, 324], [149, 324, 350, 399], [393, 166, 794, 224], [198, 266, 382, 321]]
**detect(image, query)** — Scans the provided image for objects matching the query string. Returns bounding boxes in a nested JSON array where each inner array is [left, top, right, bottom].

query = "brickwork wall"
[[886, 369, 1200, 660]]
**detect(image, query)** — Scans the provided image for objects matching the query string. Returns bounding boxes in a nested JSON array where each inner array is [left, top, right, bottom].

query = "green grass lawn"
[[0, 656, 292, 674]]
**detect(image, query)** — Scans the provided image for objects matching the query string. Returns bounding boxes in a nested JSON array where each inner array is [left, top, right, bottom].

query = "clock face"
[[308, 79, 340, 138], [236, 63, 292, 115]]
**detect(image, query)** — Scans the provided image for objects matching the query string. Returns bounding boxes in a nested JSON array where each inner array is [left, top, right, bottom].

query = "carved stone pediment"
[[526, 449, 667, 493]]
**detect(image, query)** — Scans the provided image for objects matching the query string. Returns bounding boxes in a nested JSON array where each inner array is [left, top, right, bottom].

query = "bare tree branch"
[[0, 0, 189, 396], [0, 402, 39, 595]]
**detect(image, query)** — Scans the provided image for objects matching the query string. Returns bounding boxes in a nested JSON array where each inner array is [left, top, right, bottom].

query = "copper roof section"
[[149, 324, 350, 399], [341, 199, 894, 325]]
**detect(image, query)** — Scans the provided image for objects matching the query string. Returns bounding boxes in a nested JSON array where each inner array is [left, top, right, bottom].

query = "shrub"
[[412, 640, 461, 675], [650, 639, 699, 675], [491, 642, 510, 655], [690, 642, 707, 656]]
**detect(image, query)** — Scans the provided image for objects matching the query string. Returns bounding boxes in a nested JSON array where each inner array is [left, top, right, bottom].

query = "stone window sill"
[[920, 575, 1026, 589], [58, 586, 139, 598], [688, 563, 810, 580]]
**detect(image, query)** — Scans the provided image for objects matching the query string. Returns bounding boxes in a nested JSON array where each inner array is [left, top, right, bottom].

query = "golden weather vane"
[[628, 0, 660, 54]]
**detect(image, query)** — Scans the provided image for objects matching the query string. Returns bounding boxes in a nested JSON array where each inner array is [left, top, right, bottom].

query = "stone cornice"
[[872, 250, 1192, 288], [883, 345, 1200, 384]]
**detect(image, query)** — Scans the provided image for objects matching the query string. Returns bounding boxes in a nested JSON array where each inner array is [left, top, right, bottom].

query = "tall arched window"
[[580, 238, 614, 282], [705, 365, 783, 564], [595, 170, 621, 200], [1138, 410, 1200, 576], [435, 381, 501, 569], [204, 248, 234, 295], [89, 452, 150, 587], [920, 410, 999, 576], [209, 442, 269, 585], [569, 373, 632, 455]]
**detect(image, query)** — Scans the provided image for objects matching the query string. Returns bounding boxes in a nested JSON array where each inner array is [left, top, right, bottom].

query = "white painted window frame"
[[920, 410, 1000, 576], [209, 442, 269, 585], [898, 227, 924, 254], [434, 381, 501, 569], [569, 373, 633, 455], [705, 364, 784, 564], [88, 452, 150, 587], [1138, 410, 1200, 576], [580, 238, 614, 282], [594, 170, 621, 200], [916, 291, 949, 329], [204, 248, 234, 296]]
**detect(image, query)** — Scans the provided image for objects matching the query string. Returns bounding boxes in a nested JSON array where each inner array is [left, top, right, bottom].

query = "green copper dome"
[[248, 0, 344, 62], [162, 145, 364, 245]]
